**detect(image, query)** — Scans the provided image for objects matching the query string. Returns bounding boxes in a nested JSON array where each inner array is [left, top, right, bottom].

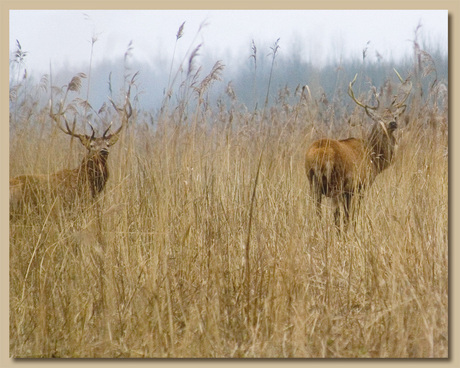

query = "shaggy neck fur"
[[78, 153, 109, 197], [366, 124, 396, 174]]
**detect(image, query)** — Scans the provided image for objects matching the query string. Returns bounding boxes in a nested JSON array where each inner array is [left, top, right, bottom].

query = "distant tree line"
[[10, 38, 447, 122]]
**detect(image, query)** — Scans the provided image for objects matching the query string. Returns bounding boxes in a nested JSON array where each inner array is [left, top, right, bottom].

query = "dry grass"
[[9, 87, 448, 357], [9, 30, 448, 357]]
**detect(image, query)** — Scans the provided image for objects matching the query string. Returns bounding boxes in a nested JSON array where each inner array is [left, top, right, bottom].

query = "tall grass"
[[9, 33, 448, 358]]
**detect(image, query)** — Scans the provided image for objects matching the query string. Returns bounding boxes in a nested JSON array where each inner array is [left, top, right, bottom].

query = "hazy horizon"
[[10, 10, 448, 76], [9, 9, 448, 112]]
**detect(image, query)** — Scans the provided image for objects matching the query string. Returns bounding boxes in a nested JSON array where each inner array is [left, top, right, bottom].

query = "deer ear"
[[107, 135, 120, 146], [78, 135, 92, 149], [395, 105, 406, 117]]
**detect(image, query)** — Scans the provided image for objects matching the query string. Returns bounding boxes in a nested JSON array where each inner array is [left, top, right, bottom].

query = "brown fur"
[[10, 134, 121, 219], [10, 98, 133, 219], [10, 73, 137, 220], [305, 119, 398, 228], [305, 73, 411, 229]]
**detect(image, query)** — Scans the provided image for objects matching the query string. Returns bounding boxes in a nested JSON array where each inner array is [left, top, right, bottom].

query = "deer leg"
[[343, 192, 352, 231], [309, 176, 323, 221], [333, 198, 341, 230], [314, 187, 322, 220], [316, 197, 322, 223], [334, 206, 341, 230]]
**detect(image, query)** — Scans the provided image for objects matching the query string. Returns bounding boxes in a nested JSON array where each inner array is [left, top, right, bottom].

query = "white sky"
[[10, 9, 448, 77]]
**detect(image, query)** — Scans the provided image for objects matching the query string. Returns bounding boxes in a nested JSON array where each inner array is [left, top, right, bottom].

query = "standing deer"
[[10, 82, 133, 219], [305, 73, 411, 229]]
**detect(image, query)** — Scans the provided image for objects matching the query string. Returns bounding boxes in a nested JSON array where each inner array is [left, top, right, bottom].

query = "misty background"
[[9, 10, 448, 122]]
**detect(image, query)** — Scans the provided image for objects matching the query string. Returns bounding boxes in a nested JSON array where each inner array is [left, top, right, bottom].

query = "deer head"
[[348, 71, 412, 171], [49, 72, 137, 161], [48, 73, 135, 197], [305, 71, 412, 231], [49, 100, 131, 159]]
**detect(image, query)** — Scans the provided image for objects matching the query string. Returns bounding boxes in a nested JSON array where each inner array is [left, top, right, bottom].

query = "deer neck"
[[366, 131, 395, 174], [78, 153, 109, 197]]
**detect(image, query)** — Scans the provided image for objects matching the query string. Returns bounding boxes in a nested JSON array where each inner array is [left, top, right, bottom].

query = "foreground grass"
[[9, 100, 448, 358]]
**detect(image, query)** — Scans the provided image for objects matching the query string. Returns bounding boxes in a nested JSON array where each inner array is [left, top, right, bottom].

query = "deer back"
[[305, 137, 371, 197]]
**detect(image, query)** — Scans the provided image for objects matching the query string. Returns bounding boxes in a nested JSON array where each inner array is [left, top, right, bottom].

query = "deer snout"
[[100, 148, 109, 156], [389, 121, 397, 131]]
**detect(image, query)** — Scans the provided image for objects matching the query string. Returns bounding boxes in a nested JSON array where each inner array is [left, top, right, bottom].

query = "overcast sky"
[[10, 9, 448, 79]]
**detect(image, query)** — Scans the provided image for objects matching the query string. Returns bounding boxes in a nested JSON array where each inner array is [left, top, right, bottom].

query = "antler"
[[49, 101, 86, 140], [391, 68, 412, 114], [348, 74, 380, 119], [86, 121, 96, 140], [102, 122, 113, 138], [105, 98, 132, 139], [105, 71, 137, 140]]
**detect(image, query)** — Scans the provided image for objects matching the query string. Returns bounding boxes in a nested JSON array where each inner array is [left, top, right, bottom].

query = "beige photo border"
[[1, 0, 458, 366]]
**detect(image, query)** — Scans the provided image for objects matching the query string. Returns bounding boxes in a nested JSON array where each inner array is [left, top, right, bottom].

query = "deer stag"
[[10, 76, 135, 219], [305, 72, 412, 230]]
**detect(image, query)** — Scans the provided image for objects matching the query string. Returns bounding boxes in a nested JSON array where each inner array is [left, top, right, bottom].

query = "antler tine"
[[63, 115, 86, 140], [124, 71, 138, 117], [49, 101, 83, 139], [348, 74, 379, 118], [109, 95, 131, 116], [393, 68, 404, 83], [394, 87, 411, 110], [106, 96, 132, 137], [125, 98, 133, 119], [87, 121, 96, 139], [108, 96, 121, 113], [112, 100, 131, 137], [105, 72, 137, 140], [102, 122, 113, 138], [392, 68, 412, 111]]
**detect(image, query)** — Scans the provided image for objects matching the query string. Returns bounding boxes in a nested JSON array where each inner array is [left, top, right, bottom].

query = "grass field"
[[9, 34, 448, 356], [9, 86, 448, 358]]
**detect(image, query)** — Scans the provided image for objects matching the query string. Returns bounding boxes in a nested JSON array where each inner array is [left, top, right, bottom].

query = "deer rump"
[[305, 137, 371, 204], [305, 138, 375, 226]]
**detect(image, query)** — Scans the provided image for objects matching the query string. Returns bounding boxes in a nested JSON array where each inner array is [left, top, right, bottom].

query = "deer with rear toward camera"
[[305, 72, 412, 230]]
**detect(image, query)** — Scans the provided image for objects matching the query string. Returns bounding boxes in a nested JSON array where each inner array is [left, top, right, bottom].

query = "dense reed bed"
[[9, 34, 448, 358]]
